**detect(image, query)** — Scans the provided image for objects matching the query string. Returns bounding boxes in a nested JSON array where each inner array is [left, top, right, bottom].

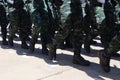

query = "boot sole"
[[29, 44, 35, 53]]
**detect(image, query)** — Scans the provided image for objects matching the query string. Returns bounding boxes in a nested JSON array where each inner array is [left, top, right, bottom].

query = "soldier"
[[49, 0, 67, 49], [98, 0, 120, 73], [0, 0, 8, 45], [47, 0, 90, 66], [24, 0, 32, 41], [29, 0, 55, 55], [83, 0, 103, 53], [100, 0, 120, 57], [83, 0, 93, 53], [8, 0, 32, 49]]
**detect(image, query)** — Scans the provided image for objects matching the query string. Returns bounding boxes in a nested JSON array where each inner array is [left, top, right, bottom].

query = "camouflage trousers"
[[52, 14, 84, 55], [107, 25, 120, 55], [100, 19, 116, 50], [8, 8, 31, 43], [31, 25, 55, 51], [30, 9, 54, 52]]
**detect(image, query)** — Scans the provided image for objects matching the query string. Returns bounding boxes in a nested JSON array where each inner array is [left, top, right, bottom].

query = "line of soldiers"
[[0, 0, 32, 49], [0, 0, 120, 73]]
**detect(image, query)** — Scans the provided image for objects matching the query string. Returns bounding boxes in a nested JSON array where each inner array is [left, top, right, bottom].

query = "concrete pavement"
[[0, 37, 120, 80]]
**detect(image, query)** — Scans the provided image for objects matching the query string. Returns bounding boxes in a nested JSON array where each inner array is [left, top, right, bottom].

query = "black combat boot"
[[29, 42, 35, 52], [21, 43, 29, 49], [98, 50, 111, 72], [41, 42, 49, 55], [2, 35, 8, 45], [47, 43, 56, 60], [8, 36, 14, 47], [72, 55, 90, 66], [21, 40, 29, 49], [2, 36, 8, 45], [65, 35, 72, 48], [42, 48, 49, 55], [29, 37, 37, 52], [83, 37, 90, 53], [2, 40, 8, 45], [29, 38, 35, 53]]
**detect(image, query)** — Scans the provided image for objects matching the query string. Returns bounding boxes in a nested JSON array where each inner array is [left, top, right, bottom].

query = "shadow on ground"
[[0, 37, 120, 80]]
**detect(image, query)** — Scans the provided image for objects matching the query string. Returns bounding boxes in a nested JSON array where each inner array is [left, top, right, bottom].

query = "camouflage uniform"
[[83, 2, 92, 53], [98, 0, 120, 73], [48, 0, 90, 66], [24, 0, 33, 39], [83, 0, 102, 53], [86, 0, 101, 38], [50, 0, 67, 49], [30, 0, 55, 54], [8, 0, 32, 49], [98, 30, 120, 73], [0, 1, 8, 45], [100, 0, 116, 50]]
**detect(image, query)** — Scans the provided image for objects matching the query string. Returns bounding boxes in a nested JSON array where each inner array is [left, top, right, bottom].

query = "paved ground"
[[0, 36, 120, 80]]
